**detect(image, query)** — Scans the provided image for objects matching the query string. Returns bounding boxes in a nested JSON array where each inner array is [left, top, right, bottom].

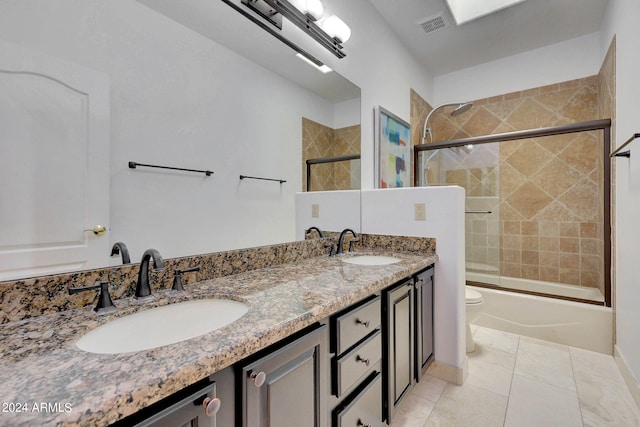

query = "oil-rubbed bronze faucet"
[[136, 248, 164, 299], [68, 281, 116, 314], [110, 242, 131, 264], [337, 228, 359, 255]]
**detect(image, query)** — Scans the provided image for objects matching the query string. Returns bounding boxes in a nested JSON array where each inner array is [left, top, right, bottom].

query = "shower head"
[[451, 102, 473, 116], [422, 101, 473, 144]]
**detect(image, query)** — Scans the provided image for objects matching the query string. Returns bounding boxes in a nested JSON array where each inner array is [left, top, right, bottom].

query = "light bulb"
[[305, 0, 324, 20], [321, 15, 351, 43]]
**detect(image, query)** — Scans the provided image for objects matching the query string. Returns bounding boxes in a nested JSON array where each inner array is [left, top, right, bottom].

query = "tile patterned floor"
[[390, 325, 640, 427]]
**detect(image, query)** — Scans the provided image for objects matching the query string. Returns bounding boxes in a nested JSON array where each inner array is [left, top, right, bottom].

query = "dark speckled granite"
[[0, 236, 436, 426]]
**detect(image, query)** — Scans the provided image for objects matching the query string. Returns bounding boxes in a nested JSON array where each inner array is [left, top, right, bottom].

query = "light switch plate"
[[311, 204, 319, 218]]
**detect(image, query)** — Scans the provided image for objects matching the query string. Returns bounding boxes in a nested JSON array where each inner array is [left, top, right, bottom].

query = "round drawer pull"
[[249, 371, 266, 387], [355, 318, 370, 328], [356, 355, 370, 367], [202, 397, 221, 416], [357, 419, 371, 427]]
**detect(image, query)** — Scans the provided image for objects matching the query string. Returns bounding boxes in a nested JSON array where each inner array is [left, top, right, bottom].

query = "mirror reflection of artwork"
[[376, 107, 411, 188]]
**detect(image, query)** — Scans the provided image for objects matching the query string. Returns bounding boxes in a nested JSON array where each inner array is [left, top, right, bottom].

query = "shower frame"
[[413, 119, 612, 307]]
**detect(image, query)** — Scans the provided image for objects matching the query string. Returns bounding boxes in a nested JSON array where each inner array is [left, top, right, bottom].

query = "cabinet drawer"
[[335, 296, 381, 354], [335, 331, 381, 397], [335, 372, 383, 427]]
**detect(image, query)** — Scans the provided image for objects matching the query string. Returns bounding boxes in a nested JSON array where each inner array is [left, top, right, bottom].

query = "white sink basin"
[[76, 299, 249, 354], [342, 255, 401, 266]]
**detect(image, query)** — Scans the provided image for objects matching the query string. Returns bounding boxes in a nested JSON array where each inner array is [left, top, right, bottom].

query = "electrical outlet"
[[414, 203, 426, 221], [311, 204, 319, 218]]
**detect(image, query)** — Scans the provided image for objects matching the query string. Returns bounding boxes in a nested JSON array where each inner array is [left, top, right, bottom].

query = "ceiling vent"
[[417, 12, 450, 35]]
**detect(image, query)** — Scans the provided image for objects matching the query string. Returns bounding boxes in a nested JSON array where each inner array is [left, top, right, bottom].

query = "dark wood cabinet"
[[383, 279, 414, 423], [414, 266, 434, 382], [240, 324, 327, 427]]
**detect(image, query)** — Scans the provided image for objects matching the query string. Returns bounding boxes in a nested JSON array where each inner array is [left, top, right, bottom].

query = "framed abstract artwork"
[[374, 106, 411, 188]]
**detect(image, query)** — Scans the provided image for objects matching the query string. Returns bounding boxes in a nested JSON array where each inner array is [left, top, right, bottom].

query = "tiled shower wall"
[[302, 118, 360, 191], [414, 75, 610, 292]]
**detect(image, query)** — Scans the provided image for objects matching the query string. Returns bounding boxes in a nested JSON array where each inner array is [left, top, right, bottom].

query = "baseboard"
[[614, 345, 640, 411], [426, 357, 468, 385]]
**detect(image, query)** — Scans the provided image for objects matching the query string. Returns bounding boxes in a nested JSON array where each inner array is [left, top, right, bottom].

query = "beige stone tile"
[[570, 348, 640, 427], [503, 220, 520, 235], [521, 250, 539, 265], [560, 237, 580, 253], [540, 221, 559, 237], [581, 222, 598, 238], [560, 222, 581, 237], [411, 374, 448, 402], [424, 383, 508, 427], [504, 142, 553, 178], [560, 268, 581, 285], [540, 236, 559, 251], [506, 183, 553, 219], [505, 374, 582, 427], [390, 394, 436, 427], [521, 235, 539, 251], [515, 337, 576, 391], [521, 221, 539, 235], [540, 266, 559, 282], [466, 357, 514, 397], [522, 265, 540, 280]]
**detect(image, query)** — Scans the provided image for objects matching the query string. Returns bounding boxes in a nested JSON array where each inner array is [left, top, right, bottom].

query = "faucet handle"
[[69, 281, 116, 314], [172, 266, 200, 291], [348, 237, 360, 253], [324, 242, 336, 257]]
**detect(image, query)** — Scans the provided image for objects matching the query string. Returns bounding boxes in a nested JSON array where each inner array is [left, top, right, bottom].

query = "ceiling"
[[368, 0, 609, 76]]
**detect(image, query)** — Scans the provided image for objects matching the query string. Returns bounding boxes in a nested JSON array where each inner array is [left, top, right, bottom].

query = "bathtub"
[[467, 271, 604, 302], [468, 285, 613, 354]]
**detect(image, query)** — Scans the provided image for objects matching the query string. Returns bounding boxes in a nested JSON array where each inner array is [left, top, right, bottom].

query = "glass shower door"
[[416, 143, 501, 285]]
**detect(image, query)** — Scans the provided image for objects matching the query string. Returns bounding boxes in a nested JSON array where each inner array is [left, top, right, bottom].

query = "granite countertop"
[[0, 250, 436, 426]]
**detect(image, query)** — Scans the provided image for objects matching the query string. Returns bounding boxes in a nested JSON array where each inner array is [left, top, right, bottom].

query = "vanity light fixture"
[[319, 15, 351, 43], [242, 0, 350, 58]]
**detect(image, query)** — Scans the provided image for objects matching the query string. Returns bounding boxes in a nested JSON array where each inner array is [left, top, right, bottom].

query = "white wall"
[[361, 187, 466, 371], [295, 191, 361, 240], [311, 0, 435, 190], [600, 0, 640, 387], [433, 32, 602, 104]]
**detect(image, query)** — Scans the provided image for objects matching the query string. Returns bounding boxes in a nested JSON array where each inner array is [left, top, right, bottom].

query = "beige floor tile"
[[390, 394, 436, 427], [569, 346, 625, 385], [424, 383, 508, 427], [411, 374, 447, 402], [466, 357, 514, 397], [515, 336, 576, 391], [574, 366, 640, 426], [473, 326, 520, 354], [505, 374, 583, 427], [467, 340, 517, 372]]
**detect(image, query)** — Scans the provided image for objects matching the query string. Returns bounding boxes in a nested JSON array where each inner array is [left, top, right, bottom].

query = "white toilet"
[[465, 287, 484, 352]]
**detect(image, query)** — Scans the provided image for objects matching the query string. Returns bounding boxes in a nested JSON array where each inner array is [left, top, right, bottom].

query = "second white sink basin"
[[76, 299, 249, 354], [342, 255, 401, 266]]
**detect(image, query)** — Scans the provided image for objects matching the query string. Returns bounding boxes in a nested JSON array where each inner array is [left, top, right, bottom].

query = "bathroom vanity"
[[0, 237, 437, 426]]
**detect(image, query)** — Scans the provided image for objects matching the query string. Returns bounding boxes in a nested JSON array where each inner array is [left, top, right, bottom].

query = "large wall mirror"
[[0, 0, 361, 281]]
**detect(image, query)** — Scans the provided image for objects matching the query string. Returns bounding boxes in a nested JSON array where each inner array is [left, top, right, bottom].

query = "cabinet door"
[[415, 267, 434, 382], [384, 280, 414, 422], [242, 324, 327, 427]]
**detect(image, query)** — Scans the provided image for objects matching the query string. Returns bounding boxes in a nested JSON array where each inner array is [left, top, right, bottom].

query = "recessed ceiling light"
[[445, 0, 527, 26]]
